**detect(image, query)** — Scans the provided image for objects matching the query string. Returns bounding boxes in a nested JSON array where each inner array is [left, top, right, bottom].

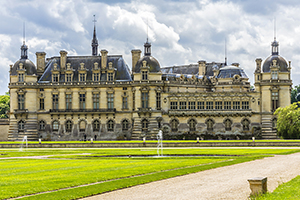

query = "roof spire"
[[91, 14, 98, 56], [144, 18, 151, 56], [225, 38, 227, 66], [21, 22, 28, 59], [271, 18, 279, 55]]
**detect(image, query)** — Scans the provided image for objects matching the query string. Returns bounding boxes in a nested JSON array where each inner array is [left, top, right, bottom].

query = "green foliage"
[[274, 102, 300, 139], [0, 94, 9, 118], [291, 85, 300, 103]]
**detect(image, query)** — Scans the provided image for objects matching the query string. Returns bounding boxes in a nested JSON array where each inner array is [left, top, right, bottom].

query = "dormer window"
[[66, 74, 72, 82], [52, 74, 59, 82], [108, 72, 113, 81], [271, 70, 278, 79], [18, 73, 24, 82], [79, 73, 86, 82], [93, 73, 99, 81], [142, 71, 148, 80]]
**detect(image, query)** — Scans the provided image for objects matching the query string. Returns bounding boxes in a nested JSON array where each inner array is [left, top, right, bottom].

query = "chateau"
[[8, 25, 292, 141]]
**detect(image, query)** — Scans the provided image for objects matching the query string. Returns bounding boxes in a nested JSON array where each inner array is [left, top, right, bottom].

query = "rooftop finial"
[[225, 38, 227, 66], [146, 18, 149, 43], [91, 14, 98, 56], [23, 22, 25, 45], [274, 17, 276, 41], [20, 22, 28, 59]]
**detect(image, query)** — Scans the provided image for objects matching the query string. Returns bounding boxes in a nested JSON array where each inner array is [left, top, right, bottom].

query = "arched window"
[[224, 119, 232, 131], [241, 119, 250, 131], [52, 121, 59, 131], [122, 119, 129, 131], [188, 119, 197, 131], [18, 120, 25, 132], [107, 120, 114, 132], [206, 119, 214, 131], [79, 120, 86, 132], [93, 120, 100, 132], [141, 119, 148, 132], [39, 120, 46, 131], [65, 120, 73, 132], [171, 119, 179, 132], [272, 118, 277, 129]]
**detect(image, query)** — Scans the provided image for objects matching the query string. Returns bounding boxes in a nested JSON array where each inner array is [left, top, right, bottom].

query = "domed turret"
[[262, 38, 288, 72], [133, 40, 161, 73], [11, 42, 36, 75]]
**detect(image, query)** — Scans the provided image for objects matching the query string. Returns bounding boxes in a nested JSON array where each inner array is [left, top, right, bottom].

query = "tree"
[[274, 102, 300, 139], [0, 94, 10, 118], [291, 85, 300, 103]]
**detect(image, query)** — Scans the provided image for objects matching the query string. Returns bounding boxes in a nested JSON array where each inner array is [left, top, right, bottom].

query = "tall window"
[[107, 120, 114, 131], [39, 98, 44, 110], [39, 120, 46, 131], [122, 96, 128, 109], [272, 91, 279, 111], [79, 94, 86, 109], [141, 119, 148, 132], [197, 101, 204, 110], [242, 101, 249, 110], [170, 101, 178, 110], [142, 71, 148, 80], [79, 73, 86, 82], [66, 74, 72, 82], [18, 73, 24, 82], [79, 120, 86, 132], [189, 119, 196, 131], [53, 74, 59, 82], [18, 120, 25, 132], [66, 94, 72, 110], [233, 101, 240, 110], [108, 73, 113, 81], [156, 92, 161, 110], [179, 101, 186, 110], [107, 93, 114, 109], [224, 101, 231, 110], [93, 120, 100, 131], [141, 92, 149, 108], [188, 101, 195, 110], [93, 73, 99, 81], [18, 94, 25, 110], [122, 119, 129, 131], [242, 119, 250, 131], [171, 119, 179, 132], [65, 120, 72, 132], [93, 93, 100, 109], [206, 119, 214, 131], [215, 101, 222, 110], [271, 71, 278, 79], [206, 101, 213, 110], [52, 121, 59, 131], [224, 119, 232, 131], [52, 94, 59, 110]]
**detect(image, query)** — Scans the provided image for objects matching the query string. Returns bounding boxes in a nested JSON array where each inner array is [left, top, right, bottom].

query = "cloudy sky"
[[1, 0, 300, 95]]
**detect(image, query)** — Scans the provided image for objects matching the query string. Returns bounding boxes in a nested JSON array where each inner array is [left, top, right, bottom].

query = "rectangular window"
[[53, 74, 59, 82], [142, 71, 148, 80], [93, 93, 100, 109], [18, 94, 25, 110], [39, 98, 44, 110], [215, 101, 222, 110], [242, 101, 249, 110], [107, 93, 114, 109], [18, 74, 24, 82], [179, 101, 186, 110], [93, 73, 99, 82], [272, 92, 279, 111], [52, 94, 59, 110], [108, 73, 113, 81], [79, 73, 85, 82], [66, 74, 72, 82], [156, 92, 161, 110], [197, 101, 204, 110], [233, 101, 240, 110], [271, 71, 278, 79], [79, 94, 86, 109], [170, 101, 178, 110], [141, 92, 149, 108], [188, 101, 195, 110], [224, 101, 231, 110], [122, 96, 128, 109], [66, 94, 72, 110], [206, 101, 213, 110]]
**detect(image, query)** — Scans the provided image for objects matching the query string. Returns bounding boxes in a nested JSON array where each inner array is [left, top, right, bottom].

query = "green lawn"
[[0, 148, 299, 200]]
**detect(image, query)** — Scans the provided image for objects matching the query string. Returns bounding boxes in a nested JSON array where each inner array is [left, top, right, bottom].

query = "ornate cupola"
[[144, 39, 151, 56], [21, 42, 28, 59], [91, 15, 98, 56], [271, 37, 279, 55]]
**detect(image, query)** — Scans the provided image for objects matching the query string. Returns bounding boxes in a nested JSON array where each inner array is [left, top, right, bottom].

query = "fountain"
[[19, 136, 28, 151], [157, 130, 163, 157]]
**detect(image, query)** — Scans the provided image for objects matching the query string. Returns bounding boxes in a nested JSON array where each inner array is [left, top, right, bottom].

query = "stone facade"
[[7, 29, 292, 141]]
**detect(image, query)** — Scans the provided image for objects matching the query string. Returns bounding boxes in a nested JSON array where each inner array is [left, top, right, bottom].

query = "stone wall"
[[0, 119, 9, 141]]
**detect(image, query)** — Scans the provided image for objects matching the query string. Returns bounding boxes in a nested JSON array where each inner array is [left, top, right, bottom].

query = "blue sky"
[[1, 0, 300, 94]]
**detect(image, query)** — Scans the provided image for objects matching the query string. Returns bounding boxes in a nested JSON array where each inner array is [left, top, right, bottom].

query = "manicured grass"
[[255, 175, 300, 200]]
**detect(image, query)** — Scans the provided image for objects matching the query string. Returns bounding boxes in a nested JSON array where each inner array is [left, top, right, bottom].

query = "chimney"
[[131, 49, 141, 72], [255, 58, 262, 73], [198, 60, 206, 76], [101, 49, 108, 69], [36, 52, 46, 73], [60, 50, 68, 70]]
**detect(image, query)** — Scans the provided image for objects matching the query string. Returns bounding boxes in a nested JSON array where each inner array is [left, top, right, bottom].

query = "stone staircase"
[[8, 117, 39, 141], [131, 117, 160, 140], [261, 116, 278, 139]]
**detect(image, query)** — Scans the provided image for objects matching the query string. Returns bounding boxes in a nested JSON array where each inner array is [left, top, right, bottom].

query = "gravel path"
[[83, 152, 300, 200]]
